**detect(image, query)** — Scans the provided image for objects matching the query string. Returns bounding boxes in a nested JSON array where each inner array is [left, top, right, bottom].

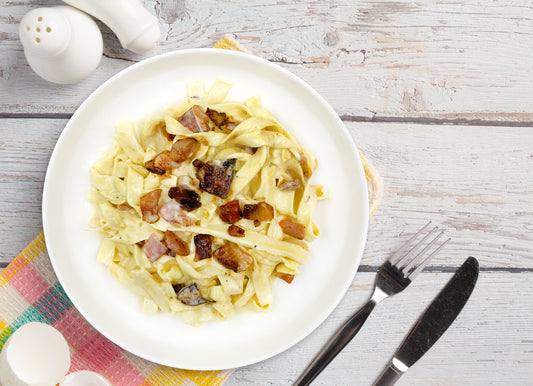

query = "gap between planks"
[[1, 112, 533, 127]]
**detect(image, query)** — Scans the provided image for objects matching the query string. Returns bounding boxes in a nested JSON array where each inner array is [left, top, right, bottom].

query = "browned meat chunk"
[[153, 151, 180, 170], [243, 202, 274, 222], [217, 199, 242, 223], [159, 199, 195, 226], [163, 230, 190, 256], [194, 234, 214, 261], [278, 179, 300, 191], [175, 283, 214, 306], [226, 122, 238, 131], [144, 159, 165, 175], [178, 105, 211, 133], [140, 189, 162, 223], [213, 242, 253, 273], [228, 225, 245, 237], [116, 203, 132, 211], [170, 138, 199, 163], [143, 233, 167, 262], [206, 108, 229, 127], [273, 272, 295, 284], [206, 108, 238, 131], [193, 158, 236, 198], [168, 186, 201, 211], [279, 219, 305, 240]]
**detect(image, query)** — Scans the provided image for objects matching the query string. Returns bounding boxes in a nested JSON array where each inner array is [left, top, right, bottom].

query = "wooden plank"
[[352, 123, 533, 270], [0, 118, 64, 261], [0, 119, 531, 269], [226, 271, 533, 385], [1, 0, 532, 120]]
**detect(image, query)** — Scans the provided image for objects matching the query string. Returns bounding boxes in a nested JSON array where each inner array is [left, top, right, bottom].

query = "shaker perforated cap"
[[18, 6, 103, 84], [19, 7, 71, 58]]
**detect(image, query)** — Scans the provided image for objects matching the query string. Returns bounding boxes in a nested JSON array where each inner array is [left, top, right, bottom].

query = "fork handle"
[[293, 300, 377, 386]]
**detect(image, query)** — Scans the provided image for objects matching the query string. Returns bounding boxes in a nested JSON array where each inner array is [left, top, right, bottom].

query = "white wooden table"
[[1, 1, 532, 384]]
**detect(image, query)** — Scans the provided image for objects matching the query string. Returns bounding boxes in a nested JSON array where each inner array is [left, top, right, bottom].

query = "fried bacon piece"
[[213, 242, 253, 273], [206, 108, 228, 127], [278, 179, 300, 191], [159, 199, 195, 226], [145, 139, 198, 175], [206, 108, 238, 130], [279, 219, 305, 240], [140, 189, 162, 223], [163, 230, 190, 256], [193, 158, 236, 198], [226, 122, 238, 131], [175, 283, 214, 306], [273, 271, 295, 284], [243, 202, 274, 222], [194, 234, 214, 261], [116, 203, 132, 211], [217, 199, 242, 223], [228, 225, 245, 237], [144, 159, 165, 175], [153, 151, 180, 170], [170, 138, 199, 163], [143, 233, 167, 262], [168, 186, 201, 211], [178, 105, 211, 133]]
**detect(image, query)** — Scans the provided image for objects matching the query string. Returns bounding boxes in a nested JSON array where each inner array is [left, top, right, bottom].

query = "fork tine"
[[395, 226, 439, 268], [401, 230, 444, 273], [407, 237, 451, 280], [388, 221, 432, 265]]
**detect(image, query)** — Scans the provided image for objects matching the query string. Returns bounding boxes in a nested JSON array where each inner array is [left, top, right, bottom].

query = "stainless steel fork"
[[293, 222, 450, 386]]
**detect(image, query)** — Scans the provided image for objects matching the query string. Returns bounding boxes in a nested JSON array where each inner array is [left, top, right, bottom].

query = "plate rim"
[[42, 48, 369, 369]]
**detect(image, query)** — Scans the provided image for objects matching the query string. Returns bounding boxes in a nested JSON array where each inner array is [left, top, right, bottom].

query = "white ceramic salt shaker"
[[19, 6, 103, 84], [62, 0, 160, 54]]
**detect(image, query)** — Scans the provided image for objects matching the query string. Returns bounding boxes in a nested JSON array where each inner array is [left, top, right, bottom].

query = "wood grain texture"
[[1, 1, 532, 383], [1, 0, 533, 121], [226, 271, 533, 385], [352, 123, 533, 270], [0, 118, 63, 260], [1, 119, 531, 270]]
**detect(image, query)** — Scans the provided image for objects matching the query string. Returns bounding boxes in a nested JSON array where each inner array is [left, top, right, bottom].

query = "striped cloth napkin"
[[0, 35, 382, 385]]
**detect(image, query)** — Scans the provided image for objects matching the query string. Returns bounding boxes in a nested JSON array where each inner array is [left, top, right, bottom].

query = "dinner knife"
[[373, 256, 479, 386]]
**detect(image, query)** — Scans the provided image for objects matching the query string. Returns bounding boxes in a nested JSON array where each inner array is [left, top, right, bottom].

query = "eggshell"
[[0, 322, 71, 386], [60, 371, 111, 386]]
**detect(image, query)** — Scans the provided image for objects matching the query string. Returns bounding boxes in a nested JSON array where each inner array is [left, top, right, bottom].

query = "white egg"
[[60, 371, 111, 386], [0, 322, 71, 386]]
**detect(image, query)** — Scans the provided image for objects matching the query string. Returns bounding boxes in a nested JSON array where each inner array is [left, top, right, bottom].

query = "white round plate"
[[43, 48, 368, 370]]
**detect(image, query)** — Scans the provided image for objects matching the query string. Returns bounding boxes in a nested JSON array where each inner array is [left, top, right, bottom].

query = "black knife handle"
[[293, 300, 376, 386], [373, 361, 404, 386]]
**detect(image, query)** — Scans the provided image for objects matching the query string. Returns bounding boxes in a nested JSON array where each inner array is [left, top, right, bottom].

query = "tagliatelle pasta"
[[88, 79, 328, 325]]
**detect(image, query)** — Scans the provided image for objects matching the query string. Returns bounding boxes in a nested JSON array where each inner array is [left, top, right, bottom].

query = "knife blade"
[[373, 256, 479, 386]]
